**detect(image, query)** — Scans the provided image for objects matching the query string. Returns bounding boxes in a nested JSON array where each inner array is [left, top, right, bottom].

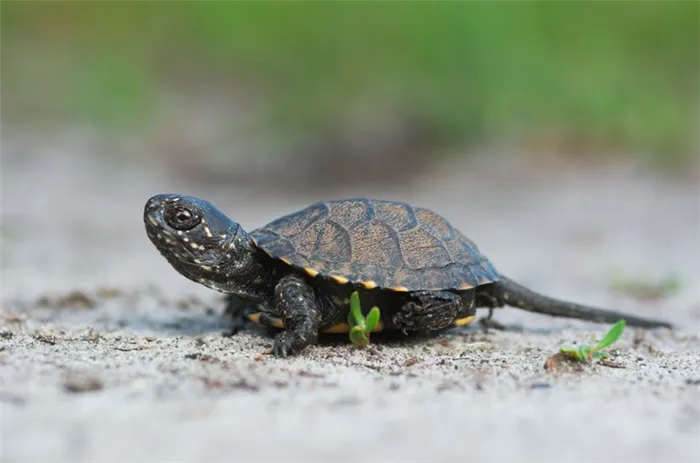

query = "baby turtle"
[[144, 195, 673, 357]]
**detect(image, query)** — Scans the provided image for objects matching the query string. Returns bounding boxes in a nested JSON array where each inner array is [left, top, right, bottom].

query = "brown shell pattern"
[[250, 198, 500, 291]]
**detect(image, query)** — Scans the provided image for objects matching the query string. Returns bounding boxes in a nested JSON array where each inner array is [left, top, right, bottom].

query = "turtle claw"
[[272, 343, 287, 358], [272, 332, 294, 357]]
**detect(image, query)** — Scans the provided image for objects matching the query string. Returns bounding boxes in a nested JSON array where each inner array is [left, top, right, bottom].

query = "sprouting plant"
[[347, 291, 381, 347], [559, 320, 626, 362], [608, 272, 681, 301], [0, 226, 13, 241]]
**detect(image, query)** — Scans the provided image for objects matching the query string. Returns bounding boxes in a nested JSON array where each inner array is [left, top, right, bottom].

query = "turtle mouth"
[[161, 231, 239, 282], [145, 219, 195, 264], [143, 195, 173, 234]]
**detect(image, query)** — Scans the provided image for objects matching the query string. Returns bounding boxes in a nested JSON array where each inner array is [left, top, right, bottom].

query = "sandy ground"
[[2, 138, 699, 463]]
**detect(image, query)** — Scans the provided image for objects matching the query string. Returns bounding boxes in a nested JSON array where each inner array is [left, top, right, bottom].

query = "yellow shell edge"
[[245, 316, 385, 334], [389, 286, 409, 292], [453, 315, 476, 327], [303, 267, 319, 277], [247, 312, 284, 329], [330, 275, 350, 284], [323, 321, 384, 334]]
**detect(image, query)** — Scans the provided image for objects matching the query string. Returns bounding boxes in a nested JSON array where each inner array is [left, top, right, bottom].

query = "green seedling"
[[608, 273, 681, 301], [559, 320, 626, 362], [0, 226, 13, 241], [347, 291, 381, 347]]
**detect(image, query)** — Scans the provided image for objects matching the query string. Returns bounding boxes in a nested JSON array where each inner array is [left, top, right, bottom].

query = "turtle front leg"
[[271, 274, 321, 357], [222, 294, 252, 336], [393, 290, 463, 333]]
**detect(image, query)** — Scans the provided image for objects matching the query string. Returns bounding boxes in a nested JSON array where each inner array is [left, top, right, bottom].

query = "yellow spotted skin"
[[250, 198, 500, 291]]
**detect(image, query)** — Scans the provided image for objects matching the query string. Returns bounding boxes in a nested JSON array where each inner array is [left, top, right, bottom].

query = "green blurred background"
[[2, 1, 698, 186]]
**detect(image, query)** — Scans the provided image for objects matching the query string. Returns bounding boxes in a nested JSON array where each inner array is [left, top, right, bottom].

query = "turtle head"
[[144, 194, 263, 295]]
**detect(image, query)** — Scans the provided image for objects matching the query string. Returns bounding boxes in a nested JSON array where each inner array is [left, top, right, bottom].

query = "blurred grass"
[[1, 1, 698, 165]]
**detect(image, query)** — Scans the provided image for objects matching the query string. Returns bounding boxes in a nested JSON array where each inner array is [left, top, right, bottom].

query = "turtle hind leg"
[[393, 291, 463, 333], [271, 274, 321, 357], [472, 291, 508, 331], [480, 275, 674, 329]]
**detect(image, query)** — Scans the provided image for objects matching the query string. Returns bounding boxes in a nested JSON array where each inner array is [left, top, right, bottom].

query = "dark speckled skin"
[[144, 195, 673, 357]]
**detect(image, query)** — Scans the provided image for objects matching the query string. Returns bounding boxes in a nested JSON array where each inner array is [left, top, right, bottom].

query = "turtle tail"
[[482, 275, 673, 329]]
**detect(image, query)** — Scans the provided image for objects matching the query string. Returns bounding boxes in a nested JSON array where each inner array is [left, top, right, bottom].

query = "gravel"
[[2, 141, 699, 463]]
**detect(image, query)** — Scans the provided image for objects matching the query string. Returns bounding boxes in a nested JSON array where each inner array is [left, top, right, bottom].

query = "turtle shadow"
[[230, 317, 564, 350], [112, 307, 607, 347], [13, 301, 232, 338], [112, 312, 230, 336], [310, 317, 615, 349]]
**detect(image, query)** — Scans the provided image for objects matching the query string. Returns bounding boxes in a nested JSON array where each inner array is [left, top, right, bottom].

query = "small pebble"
[[63, 374, 103, 394]]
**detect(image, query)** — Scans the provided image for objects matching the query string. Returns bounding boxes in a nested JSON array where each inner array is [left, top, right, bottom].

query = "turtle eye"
[[165, 205, 201, 230]]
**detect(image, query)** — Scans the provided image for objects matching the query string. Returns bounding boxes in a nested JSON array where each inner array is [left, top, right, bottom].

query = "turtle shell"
[[250, 198, 500, 292]]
